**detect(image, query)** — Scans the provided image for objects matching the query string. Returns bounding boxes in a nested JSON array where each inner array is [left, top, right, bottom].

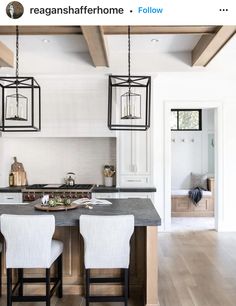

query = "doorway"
[[164, 101, 223, 232]]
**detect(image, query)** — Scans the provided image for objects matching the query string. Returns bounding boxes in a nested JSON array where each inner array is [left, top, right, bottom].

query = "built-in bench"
[[171, 178, 215, 217]]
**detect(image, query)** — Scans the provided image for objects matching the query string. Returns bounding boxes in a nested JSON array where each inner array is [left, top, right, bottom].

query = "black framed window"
[[171, 109, 202, 131]]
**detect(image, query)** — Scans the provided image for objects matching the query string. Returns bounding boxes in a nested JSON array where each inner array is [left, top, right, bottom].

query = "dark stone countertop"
[[0, 198, 161, 227], [92, 186, 157, 193], [0, 187, 23, 193], [0, 186, 157, 193]]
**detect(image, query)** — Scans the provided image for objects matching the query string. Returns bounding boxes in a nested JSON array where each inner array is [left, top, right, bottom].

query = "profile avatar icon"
[[6, 1, 24, 19]]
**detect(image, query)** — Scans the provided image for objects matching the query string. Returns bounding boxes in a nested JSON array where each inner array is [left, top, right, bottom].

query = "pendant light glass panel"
[[120, 91, 141, 119], [6, 93, 28, 121]]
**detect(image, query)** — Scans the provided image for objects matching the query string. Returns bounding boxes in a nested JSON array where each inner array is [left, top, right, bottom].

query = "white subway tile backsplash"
[[0, 137, 116, 186]]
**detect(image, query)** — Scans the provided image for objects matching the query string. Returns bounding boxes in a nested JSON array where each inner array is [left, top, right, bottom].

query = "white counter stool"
[[80, 215, 134, 306], [1, 214, 63, 306]]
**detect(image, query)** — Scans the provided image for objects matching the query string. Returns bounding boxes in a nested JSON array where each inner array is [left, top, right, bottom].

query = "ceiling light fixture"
[[0, 26, 41, 132], [108, 26, 151, 131], [151, 38, 159, 43]]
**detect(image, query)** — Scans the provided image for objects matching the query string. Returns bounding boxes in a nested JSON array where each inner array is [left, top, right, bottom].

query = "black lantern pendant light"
[[108, 26, 151, 131], [0, 26, 41, 132]]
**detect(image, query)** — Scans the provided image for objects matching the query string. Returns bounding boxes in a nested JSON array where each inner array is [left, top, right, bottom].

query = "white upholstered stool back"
[[1, 214, 55, 269], [80, 215, 134, 269]]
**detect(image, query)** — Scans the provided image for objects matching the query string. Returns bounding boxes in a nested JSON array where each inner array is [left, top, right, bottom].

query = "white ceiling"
[[0, 34, 88, 54], [106, 34, 201, 53], [0, 33, 236, 75]]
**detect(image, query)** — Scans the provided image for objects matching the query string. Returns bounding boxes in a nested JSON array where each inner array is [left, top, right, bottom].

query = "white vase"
[[104, 177, 113, 187]]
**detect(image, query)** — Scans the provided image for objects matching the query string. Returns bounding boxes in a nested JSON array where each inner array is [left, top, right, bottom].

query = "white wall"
[[0, 137, 116, 186], [171, 109, 214, 189]]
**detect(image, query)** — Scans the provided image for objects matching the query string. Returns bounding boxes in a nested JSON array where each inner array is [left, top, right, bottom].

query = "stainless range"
[[22, 184, 94, 202]]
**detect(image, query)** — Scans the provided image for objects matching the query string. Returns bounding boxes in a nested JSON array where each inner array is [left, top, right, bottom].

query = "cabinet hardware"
[[127, 179, 142, 182]]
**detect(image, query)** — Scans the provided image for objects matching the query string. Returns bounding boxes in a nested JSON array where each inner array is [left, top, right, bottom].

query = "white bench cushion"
[[171, 189, 212, 197]]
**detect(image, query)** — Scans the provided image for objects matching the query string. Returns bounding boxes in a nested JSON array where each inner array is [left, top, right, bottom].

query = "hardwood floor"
[[159, 230, 236, 306], [0, 294, 141, 306]]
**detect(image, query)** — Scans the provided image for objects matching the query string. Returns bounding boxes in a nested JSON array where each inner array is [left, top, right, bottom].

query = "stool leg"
[[7, 268, 12, 306], [85, 269, 90, 306], [56, 255, 63, 298], [0, 253, 2, 297], [46, 268, 51, 306], [18, 268, 23, 296], [124, 269, 129, 306]]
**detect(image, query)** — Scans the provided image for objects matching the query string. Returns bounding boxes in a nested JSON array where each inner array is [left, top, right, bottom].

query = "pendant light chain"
[[127, 25, 131, 116], [128, 25, 131, 78], [16, 25, 19, 80], [15, 25, 19, 115]]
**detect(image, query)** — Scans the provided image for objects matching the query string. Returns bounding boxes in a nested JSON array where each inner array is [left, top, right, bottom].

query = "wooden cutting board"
[[34, 203, 79, 212]]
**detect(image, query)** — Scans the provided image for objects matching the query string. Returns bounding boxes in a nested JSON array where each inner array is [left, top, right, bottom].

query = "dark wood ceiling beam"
[[81, 26, 109, 67], [0, 42, 14, 67], [192, 26, 236, 66]]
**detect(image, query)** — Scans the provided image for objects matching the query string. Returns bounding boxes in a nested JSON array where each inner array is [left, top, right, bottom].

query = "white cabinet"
[[92, 193, 119, 199], [120, 176, 151, 187], [117, 130, 152, 187], [119, 192, 154, 201], [0, 192, 23, 204], [92, 192, 154, 201]]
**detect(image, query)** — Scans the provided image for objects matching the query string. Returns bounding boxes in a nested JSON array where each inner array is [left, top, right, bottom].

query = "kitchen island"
[[0, 198, 161, 306]]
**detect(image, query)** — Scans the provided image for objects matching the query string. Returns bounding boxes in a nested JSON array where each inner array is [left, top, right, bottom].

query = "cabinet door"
[[92, 193, 119, 199], [0, 192, 23, 204], [172, 197, 190, 212], [118, 130, 150, 175], [119, 192, 153, 199], [192, 198, 208, 211]]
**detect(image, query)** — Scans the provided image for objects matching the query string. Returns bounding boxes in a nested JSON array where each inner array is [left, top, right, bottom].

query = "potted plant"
[[103, 165, 115, 187]]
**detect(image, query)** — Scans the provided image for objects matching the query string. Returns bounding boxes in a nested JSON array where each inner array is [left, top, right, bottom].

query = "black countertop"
[[0, 186, 157, 193], [92, 186, 157, 193], [0, 187, 23, 193], [0, 198, 161, 227]]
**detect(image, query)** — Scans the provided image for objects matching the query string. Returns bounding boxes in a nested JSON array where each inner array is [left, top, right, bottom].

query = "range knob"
[[30, 193, 36, 201]]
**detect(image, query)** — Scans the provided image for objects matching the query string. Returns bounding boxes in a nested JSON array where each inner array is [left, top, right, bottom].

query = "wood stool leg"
[[46, 268, 51, 306], [7, 269, 12, 306]]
